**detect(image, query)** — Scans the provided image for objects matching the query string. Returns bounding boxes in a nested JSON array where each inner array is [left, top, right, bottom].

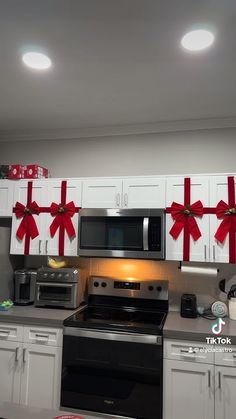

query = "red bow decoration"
[[50, 201, 76, 239], [15, 201, 40, 241], [169, 200, 204, 241], [215, 201, 236, 243]]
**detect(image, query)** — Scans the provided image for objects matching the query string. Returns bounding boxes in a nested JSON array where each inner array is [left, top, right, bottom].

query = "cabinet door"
[[209, 176, 236, 263], [0, 180, 14, 217], [0, 341, 21, 404], [215, 366, 236, 419], [10, 180, 47, 255], [166, 176, 210, 261], [122, 177, 165, 208], [44, 179, 82, 256], [82, 178, 123, 208], [20, 344, 62, 409], [163, 359, 214, 419]]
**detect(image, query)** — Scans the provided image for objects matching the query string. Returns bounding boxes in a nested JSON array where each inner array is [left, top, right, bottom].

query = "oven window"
[[39, 286, 72, 301], [80, 216, 143, 250]]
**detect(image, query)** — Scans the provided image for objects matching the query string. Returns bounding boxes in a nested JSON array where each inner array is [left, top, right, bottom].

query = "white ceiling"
[[0, 0, 236, 136]]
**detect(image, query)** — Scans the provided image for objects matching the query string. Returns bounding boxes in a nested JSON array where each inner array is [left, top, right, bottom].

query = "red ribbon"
[[49, 181, 78, 256], [214, 176, 236, 263], [167, 178, 204, 261], [13, 181, 39, 255]]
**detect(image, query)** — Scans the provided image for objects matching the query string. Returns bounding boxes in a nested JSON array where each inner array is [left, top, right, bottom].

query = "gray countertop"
[[164, 311, 236, 344], [0, 305, 86, 327], [0, 402, 122, 419]]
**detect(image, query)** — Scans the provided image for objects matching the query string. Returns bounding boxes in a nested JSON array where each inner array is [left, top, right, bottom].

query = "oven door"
[[78, 208, 165, 259], [35, 282, 77, 308], [61, 328, 163, 419]]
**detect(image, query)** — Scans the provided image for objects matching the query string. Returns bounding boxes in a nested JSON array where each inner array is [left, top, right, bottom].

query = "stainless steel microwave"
[[78, 208, 165, 260]]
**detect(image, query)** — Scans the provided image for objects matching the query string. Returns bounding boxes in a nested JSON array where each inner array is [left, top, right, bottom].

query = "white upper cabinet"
[[45, 179, 82, 256], [10, 179, 81, 256], [82, 178, 123, 208], [209, 175, 236, 263], [166, 176, 210, 262], [82, 177, 166, 209], [10, 180, 47, 255], [122, 177, 165, 208], [0, 180, 14, 217]]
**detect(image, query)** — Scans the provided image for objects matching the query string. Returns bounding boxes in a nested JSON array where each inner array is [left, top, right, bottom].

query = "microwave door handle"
[[143, 217, 149, 251]]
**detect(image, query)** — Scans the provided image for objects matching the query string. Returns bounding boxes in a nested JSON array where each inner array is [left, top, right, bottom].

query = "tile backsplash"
[[25, 256, 236, 312]]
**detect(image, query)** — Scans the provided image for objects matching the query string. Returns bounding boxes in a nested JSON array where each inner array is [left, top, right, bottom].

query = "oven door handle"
[[64, 327, 162, 345], [36, 282, 74, 287]]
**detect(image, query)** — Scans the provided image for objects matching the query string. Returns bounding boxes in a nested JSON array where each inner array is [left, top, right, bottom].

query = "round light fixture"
[[181, 29, 214, 52], [22, 51, 52, 70]]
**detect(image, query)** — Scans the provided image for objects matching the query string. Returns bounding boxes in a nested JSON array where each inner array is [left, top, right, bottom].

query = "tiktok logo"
[[211, 318, 226, 335]]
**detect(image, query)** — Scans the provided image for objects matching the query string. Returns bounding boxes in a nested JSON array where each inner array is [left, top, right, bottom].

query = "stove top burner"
[[64, 304, 167, 335]]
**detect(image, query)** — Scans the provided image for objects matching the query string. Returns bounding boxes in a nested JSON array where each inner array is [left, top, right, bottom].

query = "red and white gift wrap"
[[13, 181, 40, 255], [166, 177, 204, 261], [8, 164, 24, 179], [23, 164, 49, 179], [49, 180, 80, 256], [214, 176, 236, 263]]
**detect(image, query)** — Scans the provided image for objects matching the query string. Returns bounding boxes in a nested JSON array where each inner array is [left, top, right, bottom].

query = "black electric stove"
[[61, 276, 169, 419]]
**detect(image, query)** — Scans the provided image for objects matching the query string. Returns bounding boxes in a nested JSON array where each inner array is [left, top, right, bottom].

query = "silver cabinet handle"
[[218, 371, 221, 389], [208, 370, 211, 388], [23, 348, 27, 363], [124, 193, 128, 207], [204, 245, 207, 261], [15, 347, 19, 362], [180, 348, 189, 353], [115, 193, 120, 207], [39, 240, 42, 254], [45, 240, 48, 254], [0, 329, 10, 336], [143, 217, 149, 251], [213, 245, 216, 261]]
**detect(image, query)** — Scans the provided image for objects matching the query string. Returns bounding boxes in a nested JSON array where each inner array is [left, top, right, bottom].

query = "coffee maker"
[[14, 269, 37, 305]]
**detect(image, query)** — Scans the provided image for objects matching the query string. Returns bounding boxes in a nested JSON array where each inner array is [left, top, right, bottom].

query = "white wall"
[[1, 127, 236, 177]]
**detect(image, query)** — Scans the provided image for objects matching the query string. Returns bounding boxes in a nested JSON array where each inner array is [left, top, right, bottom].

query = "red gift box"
[[23, 165, 49, 179], [8, 164, 24, 179]]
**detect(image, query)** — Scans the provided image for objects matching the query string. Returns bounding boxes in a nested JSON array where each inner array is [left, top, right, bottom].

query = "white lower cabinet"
[[20, 344, 61, 408], [164, 339, 236, 419], [0, 323, 62, 409], [0, 340, 21, 403], [215, 366, 236, 419], [164, 359, 214, 419]]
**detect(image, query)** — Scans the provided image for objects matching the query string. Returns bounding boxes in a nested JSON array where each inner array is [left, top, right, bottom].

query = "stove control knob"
[[157, 286, 162, 292], [50, 273, 55, 279], [57, 273, 62, 279], [148, 285, 154, 291], [101, 282, 107, 288], [43, 273, 48, 278], [94, 281, 99, 287]]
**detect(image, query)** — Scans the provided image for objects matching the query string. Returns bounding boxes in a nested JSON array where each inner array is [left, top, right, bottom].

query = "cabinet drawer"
[[215, 345, 236, 367], [23, 326, 63, 347], [164, 339, 214, 364], [0, 322, 23, 342]]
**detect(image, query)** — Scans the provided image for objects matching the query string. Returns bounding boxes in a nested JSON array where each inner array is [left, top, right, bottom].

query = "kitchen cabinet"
[[166, 176, 210, 262], [0, 180, 14, 217], [0, 322, 62, 409], [82, 177, 166, 208], [82, 178, 123, 208], [164, 359, 214, 419], [10, 179, 81, 255], [164, 338, 236, 419], [209, 175, 236, 263]]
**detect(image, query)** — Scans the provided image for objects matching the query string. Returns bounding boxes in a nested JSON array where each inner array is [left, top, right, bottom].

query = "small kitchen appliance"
[[78, 208, 165, 260], [61, 276, 169, 419], [180, 293, 197, 318], [14, 269, 37, 305], [35, 267, 87, 309]]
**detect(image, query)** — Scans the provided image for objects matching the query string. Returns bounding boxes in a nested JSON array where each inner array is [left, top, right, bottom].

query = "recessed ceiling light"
[[181, 29, 214, 52], [22, 51, 52, 70]]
